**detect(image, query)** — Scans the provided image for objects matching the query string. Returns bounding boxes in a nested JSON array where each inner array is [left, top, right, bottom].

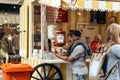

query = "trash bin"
[[1, 63, 34, 80]]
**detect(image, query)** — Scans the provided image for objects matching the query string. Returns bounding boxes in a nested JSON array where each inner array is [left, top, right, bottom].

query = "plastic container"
[[55, 30, 66, 47], [48, 25, 56, 39], [1, 63, 34, 80]]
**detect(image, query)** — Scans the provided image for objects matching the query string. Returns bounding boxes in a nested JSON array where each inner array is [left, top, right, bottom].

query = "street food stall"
[[19, 0, 120, 80]]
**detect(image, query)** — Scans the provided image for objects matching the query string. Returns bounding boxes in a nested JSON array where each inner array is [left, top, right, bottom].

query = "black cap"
[[68, 30, 81, 37]]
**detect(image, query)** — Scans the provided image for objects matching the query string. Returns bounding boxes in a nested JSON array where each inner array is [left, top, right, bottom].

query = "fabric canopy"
[[63, 0, 120, 12], [37, 0, 61, 8], [37, 0, 120, 12]]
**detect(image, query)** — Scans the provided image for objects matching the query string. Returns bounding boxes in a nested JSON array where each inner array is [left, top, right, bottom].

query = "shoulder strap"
[[67, 42, 81, 56], [67, 40, 84, 56], [99, 43, 114, 53], [105, 63, 118, 79]]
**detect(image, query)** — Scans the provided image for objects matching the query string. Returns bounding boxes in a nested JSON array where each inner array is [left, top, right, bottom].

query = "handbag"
[[89, 52, 107, 80], [89, 46, 112, 80]]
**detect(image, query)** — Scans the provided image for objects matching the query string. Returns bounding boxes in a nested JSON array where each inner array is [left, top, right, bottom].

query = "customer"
[[11, 29, 19, 54], [0, 31, 8, 56], [90, 34, 101, 53], [102, 23, 120, 80], [0, 31, 9, 63], [53, 30, 88, 80]]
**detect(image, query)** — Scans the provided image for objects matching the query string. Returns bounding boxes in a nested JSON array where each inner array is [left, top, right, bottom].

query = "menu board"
[[34, 6, 68, 22]]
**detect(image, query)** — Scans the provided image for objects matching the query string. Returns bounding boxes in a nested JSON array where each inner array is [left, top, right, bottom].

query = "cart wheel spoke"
[[43, 65, 47, 78], [36, 69, 44, 79], [49, 71, 57, 79], [47, 66, 52, 78], [31, 76, 40, 80]]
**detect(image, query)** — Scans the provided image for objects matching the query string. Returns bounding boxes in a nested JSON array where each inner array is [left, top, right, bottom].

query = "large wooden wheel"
[[30, 63, 63, 80]]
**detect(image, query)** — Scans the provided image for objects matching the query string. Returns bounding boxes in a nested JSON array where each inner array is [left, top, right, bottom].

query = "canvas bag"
[[89, 47, 111, 80]]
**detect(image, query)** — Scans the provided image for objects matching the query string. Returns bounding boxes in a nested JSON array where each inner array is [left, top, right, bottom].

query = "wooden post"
[[41, 4, 46, 58]]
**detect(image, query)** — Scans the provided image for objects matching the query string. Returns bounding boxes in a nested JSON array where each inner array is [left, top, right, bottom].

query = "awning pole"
[[41, 4, 46, 58]]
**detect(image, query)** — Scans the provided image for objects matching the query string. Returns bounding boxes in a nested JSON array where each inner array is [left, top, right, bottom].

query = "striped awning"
[[37, 0, 61, 8], [36, 0, 120, 12], [62, 0, 120, 12]]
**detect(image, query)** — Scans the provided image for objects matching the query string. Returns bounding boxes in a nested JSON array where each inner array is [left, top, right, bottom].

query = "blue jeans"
[[73, 74, 87, 80]]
